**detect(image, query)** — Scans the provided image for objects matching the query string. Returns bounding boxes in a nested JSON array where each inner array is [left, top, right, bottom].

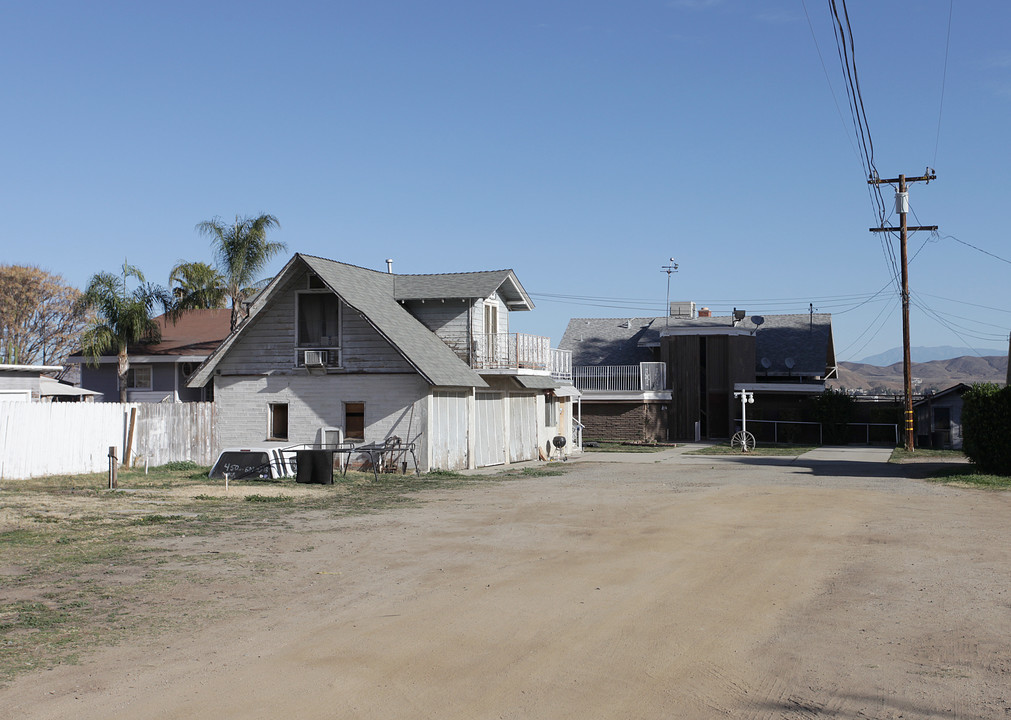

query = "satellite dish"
[[784, 357, 795, 369], [761, 357, 772, 369], [753, 316, 765, 326]]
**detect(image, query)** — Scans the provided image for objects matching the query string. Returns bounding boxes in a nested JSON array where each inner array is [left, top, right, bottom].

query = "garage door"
[[509, 394, 537, 462], [475, 392, 505, 467]]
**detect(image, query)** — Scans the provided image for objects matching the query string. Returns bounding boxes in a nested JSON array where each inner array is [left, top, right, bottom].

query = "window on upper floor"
[[297, 292, 340, 348]]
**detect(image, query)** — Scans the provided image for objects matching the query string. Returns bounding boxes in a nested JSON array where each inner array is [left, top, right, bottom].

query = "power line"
[[800, 0, 863, 173], [945, 234, 1011, 266]]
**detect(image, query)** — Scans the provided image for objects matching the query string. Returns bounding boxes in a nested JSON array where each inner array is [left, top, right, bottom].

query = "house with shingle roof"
[[68, 308, 231, 403], [559, 305, 836, 443], [188, 253, 576, 471]]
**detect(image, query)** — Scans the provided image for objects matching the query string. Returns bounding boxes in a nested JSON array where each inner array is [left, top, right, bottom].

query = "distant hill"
[[831, 355, 1007, 394], [859, 346, 1006, 366]]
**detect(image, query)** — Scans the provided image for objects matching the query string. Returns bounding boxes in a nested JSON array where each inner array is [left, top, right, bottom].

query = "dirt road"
[[4, 450, 1010, 719]]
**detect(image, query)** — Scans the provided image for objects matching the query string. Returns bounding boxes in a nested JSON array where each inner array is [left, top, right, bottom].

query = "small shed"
[[914, 383, 970, 450], [0, 364, 64, 402]]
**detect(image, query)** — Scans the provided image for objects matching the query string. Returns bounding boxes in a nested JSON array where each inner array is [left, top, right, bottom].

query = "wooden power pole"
[[869, 171, 937, 452]]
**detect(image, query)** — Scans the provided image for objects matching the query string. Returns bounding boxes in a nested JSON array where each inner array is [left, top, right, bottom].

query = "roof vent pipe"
[[386, 259, 393, 274]]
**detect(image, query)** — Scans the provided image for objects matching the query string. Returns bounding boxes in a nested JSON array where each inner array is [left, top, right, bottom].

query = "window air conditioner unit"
[[304, 350, 327, 367]]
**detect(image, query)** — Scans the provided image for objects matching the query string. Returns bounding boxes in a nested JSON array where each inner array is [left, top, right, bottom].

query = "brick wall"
[[581, 402, 668, 443]]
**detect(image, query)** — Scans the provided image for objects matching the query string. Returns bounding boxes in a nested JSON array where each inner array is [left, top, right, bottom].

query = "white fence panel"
[[0, 402, 216, 480]]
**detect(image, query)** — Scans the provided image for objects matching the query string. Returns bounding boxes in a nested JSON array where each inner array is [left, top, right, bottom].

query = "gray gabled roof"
[[189, 254, 490, 389], [560, 312, 836, 377], [558, 318, 660, 366], [393, 269, 533, 310]]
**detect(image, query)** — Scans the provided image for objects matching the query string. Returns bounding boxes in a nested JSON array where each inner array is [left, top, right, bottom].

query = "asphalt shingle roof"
[[393, 270, 533, 310], [191, 254, 511, 388], [559, 313, 835, 377]]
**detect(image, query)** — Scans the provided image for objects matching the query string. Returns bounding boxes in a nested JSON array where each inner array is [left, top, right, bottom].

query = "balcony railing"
[[441, 332, 571, 378], [572, 362, 667, 392]]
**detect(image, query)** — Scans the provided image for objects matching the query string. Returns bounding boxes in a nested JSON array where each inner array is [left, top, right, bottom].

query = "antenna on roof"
[[662, 258, 678, 328]]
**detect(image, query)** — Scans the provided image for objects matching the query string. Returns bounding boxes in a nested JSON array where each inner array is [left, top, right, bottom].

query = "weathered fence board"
[[0, 402, 216, 479]]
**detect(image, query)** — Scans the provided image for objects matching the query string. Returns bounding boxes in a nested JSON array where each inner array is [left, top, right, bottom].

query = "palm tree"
[[196, 214, 285, 331], [78, 266, 172, 403], [168, 261, 226, 314]]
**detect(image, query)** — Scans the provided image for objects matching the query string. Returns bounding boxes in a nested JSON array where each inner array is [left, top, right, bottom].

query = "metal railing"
[[572, 362, 667, 392], [737, 419, 899, 446]]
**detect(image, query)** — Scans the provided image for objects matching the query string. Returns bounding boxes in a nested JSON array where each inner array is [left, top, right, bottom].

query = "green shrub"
[[808, 389, 854, 445], [961, 383, 1011, 476]]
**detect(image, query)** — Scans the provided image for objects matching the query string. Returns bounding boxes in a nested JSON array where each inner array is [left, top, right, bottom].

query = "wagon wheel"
[[730, 431, 756, 453]]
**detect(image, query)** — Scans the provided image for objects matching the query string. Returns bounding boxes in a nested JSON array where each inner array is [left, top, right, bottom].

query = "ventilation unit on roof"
[[669, 301, 696, 319]]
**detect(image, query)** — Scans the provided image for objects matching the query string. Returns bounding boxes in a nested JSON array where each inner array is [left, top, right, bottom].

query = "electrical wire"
[[800, 0, 864, 173], [837, 296, 899, 360]]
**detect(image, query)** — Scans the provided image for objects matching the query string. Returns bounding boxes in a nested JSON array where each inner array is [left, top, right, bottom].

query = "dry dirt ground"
[[3, 449, 1010, 719]]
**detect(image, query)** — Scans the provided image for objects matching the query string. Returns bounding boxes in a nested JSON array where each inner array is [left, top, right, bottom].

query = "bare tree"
[[0, 265, 87, 366]]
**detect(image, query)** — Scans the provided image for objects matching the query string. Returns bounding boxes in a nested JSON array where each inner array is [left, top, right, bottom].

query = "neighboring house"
[[0, 364, 66, 402], [69, 309, 231, 403], [187, 254, 577, 471], [559, 304, 836, 442], [914, 383, 969, 450]]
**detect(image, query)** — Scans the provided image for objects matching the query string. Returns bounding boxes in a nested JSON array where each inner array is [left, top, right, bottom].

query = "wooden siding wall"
[[404, 300, 471, 335], [217, 273, 299, 374], [474, 293, 508, 336], [663, 335, 700, 441], [662, 334, 756, 440], [216, 270, 412, 375], [214, 373, 430, 466], [0, 373, 41, 400], [0, 402, 215, 479]]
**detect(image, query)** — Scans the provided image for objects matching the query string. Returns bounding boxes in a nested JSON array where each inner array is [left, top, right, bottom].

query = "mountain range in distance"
[[857, 346, 1006, 366], [831, 348, 1007, 394]]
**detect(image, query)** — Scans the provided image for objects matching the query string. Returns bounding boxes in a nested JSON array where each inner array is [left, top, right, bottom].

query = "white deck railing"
[[550, 348, 572, 381], [572, 362, 667, 392], [442, 332, 571, 376]]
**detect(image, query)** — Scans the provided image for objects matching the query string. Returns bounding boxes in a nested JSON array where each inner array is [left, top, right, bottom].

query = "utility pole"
[[869, 170, 937, 452], [662, 259, 678, 328]]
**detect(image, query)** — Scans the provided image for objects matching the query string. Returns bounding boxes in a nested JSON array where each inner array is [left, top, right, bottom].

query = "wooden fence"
[[0, 402, 216, 479]]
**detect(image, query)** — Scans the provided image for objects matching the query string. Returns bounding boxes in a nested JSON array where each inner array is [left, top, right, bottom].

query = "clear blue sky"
[[2, 1, 1007, 362]]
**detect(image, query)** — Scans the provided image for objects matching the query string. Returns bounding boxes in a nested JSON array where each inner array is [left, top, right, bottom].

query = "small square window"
[[268, 403, 289, 441], [127, 366, 152, 389]]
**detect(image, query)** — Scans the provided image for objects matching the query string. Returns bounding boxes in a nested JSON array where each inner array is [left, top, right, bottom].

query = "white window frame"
[[267, 402, 289, 441], [127, 365, 152, 389]]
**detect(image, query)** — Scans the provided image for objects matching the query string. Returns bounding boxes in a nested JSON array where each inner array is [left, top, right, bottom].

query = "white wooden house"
[[188, 254, 576, 471]]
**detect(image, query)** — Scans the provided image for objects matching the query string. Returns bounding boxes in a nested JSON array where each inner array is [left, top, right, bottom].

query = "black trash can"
[[295, 450, 334, 485]]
